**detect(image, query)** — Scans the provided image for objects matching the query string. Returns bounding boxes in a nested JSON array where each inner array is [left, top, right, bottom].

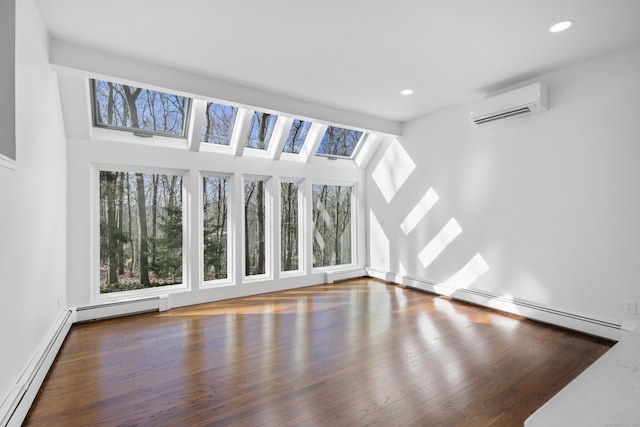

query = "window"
[[281, 181, 301, 272], [246, 112, 278, 150], [92, 80, 191, 138], [99, 170, 184, 294], [316, 126, 364, 158], [202, 102, 238, 145], [203, 175, 229, 281], [244, 178, 268, 276], [312, 184, 353, 267], [283, 120, 312, 154]]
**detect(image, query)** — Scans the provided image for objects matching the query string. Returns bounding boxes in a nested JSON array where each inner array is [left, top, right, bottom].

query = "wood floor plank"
[[24, 279, 612, 426]]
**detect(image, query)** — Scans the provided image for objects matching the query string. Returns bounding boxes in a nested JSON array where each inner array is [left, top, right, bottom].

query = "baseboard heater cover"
[[1, 309, 73, 427], [366, 267, 633, 341], [326, 268, 367, 284], [75, 296, 163, 322]]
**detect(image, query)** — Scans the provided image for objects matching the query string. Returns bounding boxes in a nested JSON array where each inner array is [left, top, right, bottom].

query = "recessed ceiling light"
[[400, 89, 414, 96], [550, 20, 573, 33]]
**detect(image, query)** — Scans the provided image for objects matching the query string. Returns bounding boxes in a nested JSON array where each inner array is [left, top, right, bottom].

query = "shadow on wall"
[[369, 138, 495, 307]]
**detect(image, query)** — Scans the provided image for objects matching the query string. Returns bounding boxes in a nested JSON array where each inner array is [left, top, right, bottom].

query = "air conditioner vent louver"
[[473, 107, 533, 125], [470, 82, 548, 126]]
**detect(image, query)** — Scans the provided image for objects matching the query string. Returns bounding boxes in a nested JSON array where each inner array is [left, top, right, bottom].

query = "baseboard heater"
[[366, 268, 632, 341], [1, 309, 73, 427], [76, 295, 169, 322], [326, 268, 367, 284]]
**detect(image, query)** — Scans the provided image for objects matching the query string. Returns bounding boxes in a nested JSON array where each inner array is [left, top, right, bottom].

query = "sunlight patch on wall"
[[371, 138, 416, 203], [398, 261, 407, 276], [418, 218, 463, 268], [369, 209, 390, 271], [445, 253, 490, 289], [433, 253, 489, 297], [400, 187, 439, 235]]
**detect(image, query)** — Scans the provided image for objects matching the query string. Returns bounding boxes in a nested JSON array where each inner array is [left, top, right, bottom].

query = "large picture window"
[[312, 184, 353, 267], [203, 175, 230, 282], [99, 170, 184, 294], [244, 178, 268, 277], [281, 181, 300, 272]]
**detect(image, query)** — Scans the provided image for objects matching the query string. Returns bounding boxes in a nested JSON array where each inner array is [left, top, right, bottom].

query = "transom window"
[[317, 126, 364, 158], [283, 120, 312, 154], [246, 112, 278, 150], [91, 80, 371, 160], [92, 79, 191, 138], [202, 102, 238, 145]]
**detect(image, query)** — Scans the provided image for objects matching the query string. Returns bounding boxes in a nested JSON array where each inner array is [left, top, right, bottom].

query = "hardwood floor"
[[25, 278, 612, 426]]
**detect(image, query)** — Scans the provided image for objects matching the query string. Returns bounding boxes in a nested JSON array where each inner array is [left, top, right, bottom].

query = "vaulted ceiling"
[[37, 0, 640, 123]]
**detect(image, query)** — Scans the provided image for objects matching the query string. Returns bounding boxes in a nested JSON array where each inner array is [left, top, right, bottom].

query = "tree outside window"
[[312, 184, 352, 267], [92, 80, 190, 137], [281, 181, 300, 272], [99, 171, 183, 293], [245, 178, 267, 276], [203, 176, 229, 281]]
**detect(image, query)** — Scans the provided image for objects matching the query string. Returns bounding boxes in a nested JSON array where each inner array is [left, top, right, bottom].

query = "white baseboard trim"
[[326, 268, 367, 284], [1, 309, 73, 427], [366, 267, 636, 341]]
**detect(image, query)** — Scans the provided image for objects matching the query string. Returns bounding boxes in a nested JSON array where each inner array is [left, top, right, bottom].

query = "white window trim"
[[242, 174, 273, 283], [279, 177, 306, 277], [90, 163, 190, 303], [310, 180, 358, 271]]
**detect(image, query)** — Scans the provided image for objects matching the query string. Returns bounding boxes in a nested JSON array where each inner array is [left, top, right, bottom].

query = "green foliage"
[[203, 222, 226, 280], [149, 205, 183, 283]]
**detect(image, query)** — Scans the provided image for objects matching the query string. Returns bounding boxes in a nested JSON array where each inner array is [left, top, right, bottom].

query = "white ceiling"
[[36, 0, 640, 123]]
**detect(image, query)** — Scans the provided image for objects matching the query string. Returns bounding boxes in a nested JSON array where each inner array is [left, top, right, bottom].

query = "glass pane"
[[312, 184, 352, 267], [245, 179, 266, 276], [246, 112, 277, 150], [203, 176, 228, 281], [202, 102, 238, 145], [99, 171, 183, 293], [283, 120, 312, 154], [281, 182, 299, 272], [317, 126, 363, 158], [92, 80, 190, 137]]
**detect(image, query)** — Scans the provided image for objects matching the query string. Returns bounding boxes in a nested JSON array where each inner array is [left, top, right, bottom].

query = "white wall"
[[0, 0, 67, 409], [367, 43, 640, 330]]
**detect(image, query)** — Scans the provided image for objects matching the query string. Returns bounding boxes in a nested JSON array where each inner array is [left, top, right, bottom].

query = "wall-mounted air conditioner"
[[470, 82, 548, 125]]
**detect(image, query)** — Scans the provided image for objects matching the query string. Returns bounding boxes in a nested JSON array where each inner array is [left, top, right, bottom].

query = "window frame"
[[245, 111, 279, 151], [91, 163, 190, 303], [241, 174, 273, 282], [201, 101, 239, 146], [310, 180, 357, 270], [90, 79, 193, 139], [200, 172, 235, 289], [279, 177, 305, 277], [314, 127, 366, 160]]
